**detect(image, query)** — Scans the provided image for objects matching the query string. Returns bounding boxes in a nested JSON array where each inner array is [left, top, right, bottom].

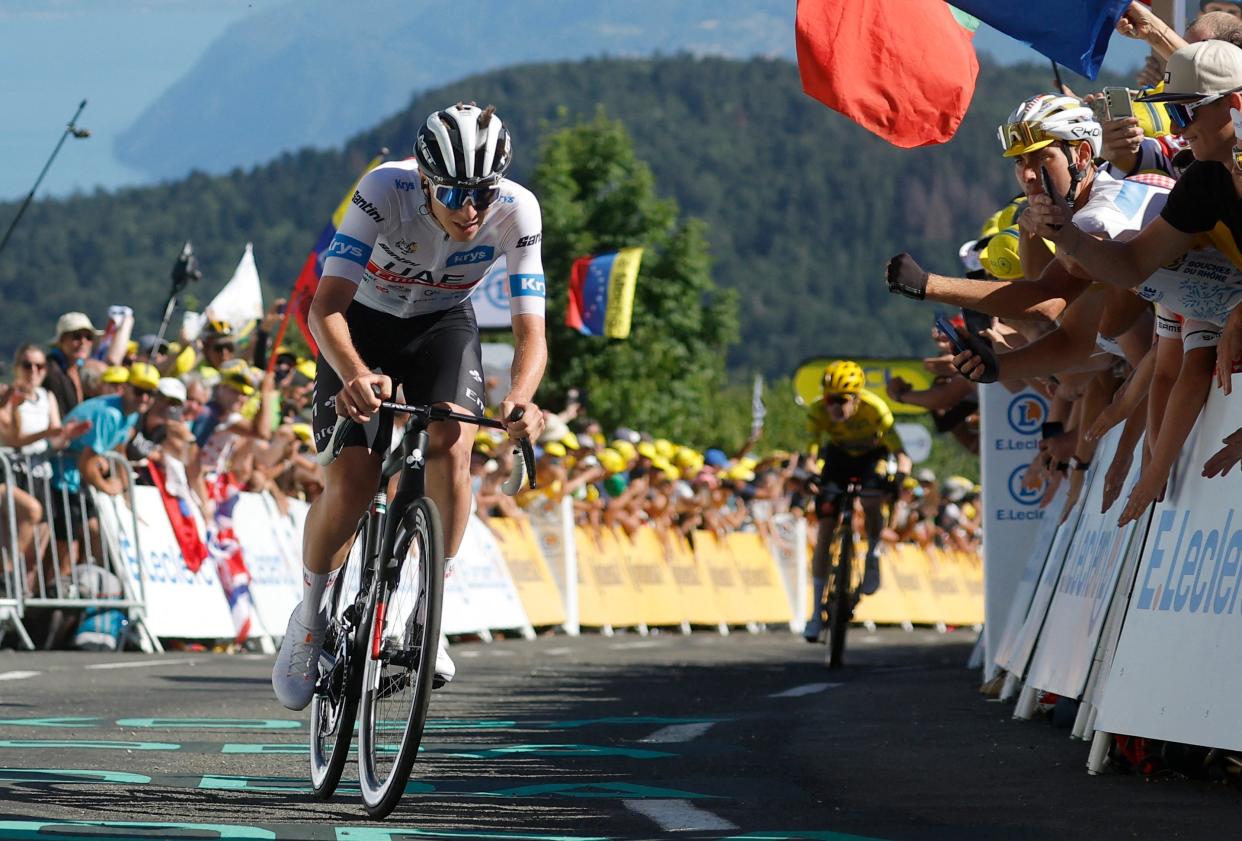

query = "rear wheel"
[[827, 518, 855, 669], [309, 521, 371, 799], [358, 498, 444, 818]]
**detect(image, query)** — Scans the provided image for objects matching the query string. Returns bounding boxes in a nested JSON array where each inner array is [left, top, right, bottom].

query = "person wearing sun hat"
[[45, 311, 103, 415]]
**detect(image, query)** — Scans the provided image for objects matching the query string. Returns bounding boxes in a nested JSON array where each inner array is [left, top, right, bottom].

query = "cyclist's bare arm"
[[924, 258, 1089, 323], [309, 274, 392, 421], [500, 312, 548, 441]]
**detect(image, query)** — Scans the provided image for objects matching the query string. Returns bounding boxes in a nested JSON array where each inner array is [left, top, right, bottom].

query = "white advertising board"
[[1097, 389, 1242, 749], [101, 487, 235, 639], [979, 384, 1052, 675], [229, 493, 304, 639], [991, 484, 1067, 669], [1025, 430, 1141, 697]]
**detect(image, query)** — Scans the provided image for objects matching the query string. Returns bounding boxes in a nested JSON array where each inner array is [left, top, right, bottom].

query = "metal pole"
[[0, 99, 89, 259]]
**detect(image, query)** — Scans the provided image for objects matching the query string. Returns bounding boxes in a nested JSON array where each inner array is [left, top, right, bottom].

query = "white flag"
[[206, 243, 264, 329], [751, 374, 766, 435]]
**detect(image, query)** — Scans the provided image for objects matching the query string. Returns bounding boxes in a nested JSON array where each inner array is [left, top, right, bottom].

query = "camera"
[[171, 241, 202, 289]]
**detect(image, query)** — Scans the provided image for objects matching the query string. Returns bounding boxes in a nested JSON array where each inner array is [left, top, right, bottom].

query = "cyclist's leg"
[[858, 494, 884, 595], [400, 303, 483, 564], [807, 516, 834, 639]]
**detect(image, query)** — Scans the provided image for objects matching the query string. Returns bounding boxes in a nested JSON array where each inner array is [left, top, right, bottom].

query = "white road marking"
[[624, 799, 737, 832], [608, 641, 665, 650], [0, 671, 39, 681], [544, 647, 573, 655], [768, 682, 841, 698], [84, 659, 196, 671], [639, 722, 715, 743]]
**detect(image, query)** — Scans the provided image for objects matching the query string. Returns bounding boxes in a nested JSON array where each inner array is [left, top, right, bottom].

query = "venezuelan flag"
[[565, 247, 643, 339], [289, 154, 385, 354]]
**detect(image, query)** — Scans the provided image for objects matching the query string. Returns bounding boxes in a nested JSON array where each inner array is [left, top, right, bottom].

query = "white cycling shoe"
[[434, 635, 455, 688], [272, 603, 326, 711]]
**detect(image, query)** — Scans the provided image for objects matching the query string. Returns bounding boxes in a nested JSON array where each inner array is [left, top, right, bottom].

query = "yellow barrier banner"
[[571, 526, 611, 628], [581, 527, 646, 629], [619, 528, 687, 628], [694, 531, 752, 626], [489, 518, 567, 629], [726, 532, 793, 624], [888, 543, 943, 625], [852, 544, 915, 626], [927, 547, 984, 626], [663, 530, 726, 626]]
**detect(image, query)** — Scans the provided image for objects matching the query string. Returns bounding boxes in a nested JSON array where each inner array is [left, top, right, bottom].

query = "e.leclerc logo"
[[1008, 464, 1044, 507], [1007, 393, 1048, 436]]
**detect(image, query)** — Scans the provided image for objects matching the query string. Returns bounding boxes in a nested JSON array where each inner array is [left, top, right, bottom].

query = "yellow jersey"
[[806, 389, 904, 457]]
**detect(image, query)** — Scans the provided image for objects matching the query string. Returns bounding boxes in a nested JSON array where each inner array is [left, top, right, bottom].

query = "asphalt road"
[[0, 627, 1236, 840]]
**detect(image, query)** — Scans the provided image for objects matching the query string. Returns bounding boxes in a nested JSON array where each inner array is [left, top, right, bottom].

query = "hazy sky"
[[0, 0, 1161, 203]]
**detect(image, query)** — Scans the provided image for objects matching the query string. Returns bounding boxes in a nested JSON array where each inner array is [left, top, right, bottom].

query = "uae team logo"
[[1008, 464, 1044, 506], [1007, 393, 1048, 436]]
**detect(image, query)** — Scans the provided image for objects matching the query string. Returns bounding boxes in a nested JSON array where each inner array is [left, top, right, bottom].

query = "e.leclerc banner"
[[978, 383, 1049, 677]]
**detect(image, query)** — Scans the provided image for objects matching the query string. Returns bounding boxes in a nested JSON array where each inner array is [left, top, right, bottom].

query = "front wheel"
[[358, 498, 444, 818], [827, 520, 855, 669]]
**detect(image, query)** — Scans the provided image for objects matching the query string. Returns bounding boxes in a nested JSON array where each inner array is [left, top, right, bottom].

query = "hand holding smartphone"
[[934, 314, 968, 355], [1104, 86, 1134, 120]]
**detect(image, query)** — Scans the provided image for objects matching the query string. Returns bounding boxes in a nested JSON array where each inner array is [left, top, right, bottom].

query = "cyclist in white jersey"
[[274, 103, 547, 710]]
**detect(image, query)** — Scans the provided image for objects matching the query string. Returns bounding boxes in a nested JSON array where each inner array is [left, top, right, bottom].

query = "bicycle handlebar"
[[314, 401, 538, 494]]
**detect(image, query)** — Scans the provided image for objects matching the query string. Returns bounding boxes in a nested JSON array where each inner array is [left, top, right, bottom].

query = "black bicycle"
[[308, 400, 535, 818], [815, 477, 866, 669]]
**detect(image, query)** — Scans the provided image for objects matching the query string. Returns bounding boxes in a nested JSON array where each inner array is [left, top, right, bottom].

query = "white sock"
[[301, 567, 338, 627], [444, 556, 456, 579]]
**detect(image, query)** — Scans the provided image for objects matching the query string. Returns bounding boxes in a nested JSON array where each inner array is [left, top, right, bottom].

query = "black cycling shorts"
[[311, 300, 484, 453], [818, 445, 891, 495]]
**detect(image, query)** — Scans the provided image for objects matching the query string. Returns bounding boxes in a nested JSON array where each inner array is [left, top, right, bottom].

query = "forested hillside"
[[0, 55, 1120, 376]]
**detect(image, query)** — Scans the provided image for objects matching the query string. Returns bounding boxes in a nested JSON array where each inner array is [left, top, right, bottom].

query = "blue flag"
[[950, 0, 1129, 79]]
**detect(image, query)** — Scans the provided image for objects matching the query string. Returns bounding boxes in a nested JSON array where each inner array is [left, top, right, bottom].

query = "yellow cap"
[[637, 441, 657, 460], [543, 441, 567, 458], [294, 359, 317, 382], [291, 423, 313, 445], [1133, 85, 1173, 138], [102, 366, 130, 384], [127, 362, 160, 391], [125, 340, 139, 358], [560, 433, 580, 451], [598, 448, 626, 474], [980, 226, 1055, 280], [611, 440, 637, 461], [653, 438, 675, 459], [219, 359, 255, 396], [674, 446, 700, 469]]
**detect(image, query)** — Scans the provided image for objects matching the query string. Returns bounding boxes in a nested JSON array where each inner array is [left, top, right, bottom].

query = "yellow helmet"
[[821, 360, 865, 395]]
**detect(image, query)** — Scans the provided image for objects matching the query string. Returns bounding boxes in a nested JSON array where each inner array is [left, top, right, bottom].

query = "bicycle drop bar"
[[315, 401, 537, 493]]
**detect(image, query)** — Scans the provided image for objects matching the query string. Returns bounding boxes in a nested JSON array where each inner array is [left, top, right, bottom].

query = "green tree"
[[534, 112, 738, 446]]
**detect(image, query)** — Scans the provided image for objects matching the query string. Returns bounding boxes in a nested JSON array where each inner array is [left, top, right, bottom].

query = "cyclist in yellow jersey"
[[804, 360, 912, 640]]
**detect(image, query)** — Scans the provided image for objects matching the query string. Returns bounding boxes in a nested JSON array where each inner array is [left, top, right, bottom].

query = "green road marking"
[[486, 782, 718, 799], [0, 768, 150, 784], [724, 833, 895, 841], [0, 717, 98, 728], [198, 774, 433, 796], [425, 719, 517, 730], [0, 740, 179, 751], [441, 744, 673, 760], [221, 743, 309, 755], [0, 822, 274, 840], [116, 718, 301, 730], [337, 830, 608, 841], [536, 716, 726, 729]]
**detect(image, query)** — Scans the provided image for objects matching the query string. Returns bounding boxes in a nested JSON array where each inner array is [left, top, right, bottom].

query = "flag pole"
[[264, 298, 299, 376]]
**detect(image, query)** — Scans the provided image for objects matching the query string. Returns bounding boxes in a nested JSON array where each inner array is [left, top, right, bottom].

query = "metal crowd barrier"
[[0, 448, 159, 652]]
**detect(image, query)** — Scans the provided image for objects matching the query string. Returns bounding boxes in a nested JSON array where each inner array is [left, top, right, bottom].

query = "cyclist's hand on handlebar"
[[499, 399, 544, 442], [337, 371, 392, 422]]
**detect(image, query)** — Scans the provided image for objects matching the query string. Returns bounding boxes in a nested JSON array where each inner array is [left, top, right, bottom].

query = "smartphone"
[[1039, 166, 1063, 231], [934, 314, 968, 355], [1104, 86, 1133, 120], [1089, 95, 1111, 123]]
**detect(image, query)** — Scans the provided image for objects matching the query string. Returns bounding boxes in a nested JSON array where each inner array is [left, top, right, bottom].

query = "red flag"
[[795, 0, 980, 148], [147, 461, 208, 574], [291, 250, 321, 357]]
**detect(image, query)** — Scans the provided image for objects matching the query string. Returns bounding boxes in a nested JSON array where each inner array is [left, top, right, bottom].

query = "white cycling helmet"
[[415, 103, 513, 187], [998, 94, 1103, 159]]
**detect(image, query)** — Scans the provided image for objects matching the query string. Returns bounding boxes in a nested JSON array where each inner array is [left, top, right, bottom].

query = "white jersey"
[[321, 159, 546, 320], [1072, 170, 1169, 243]]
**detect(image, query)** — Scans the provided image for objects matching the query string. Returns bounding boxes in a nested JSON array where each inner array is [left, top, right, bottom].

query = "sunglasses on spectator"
[[1164, 89, 1239, 130], [63, 331, 94, 343], [208, 342, 235, 352], [131, 386, 157, 397], [428, 180, 500, 211], [19, 360, 45, 371]]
